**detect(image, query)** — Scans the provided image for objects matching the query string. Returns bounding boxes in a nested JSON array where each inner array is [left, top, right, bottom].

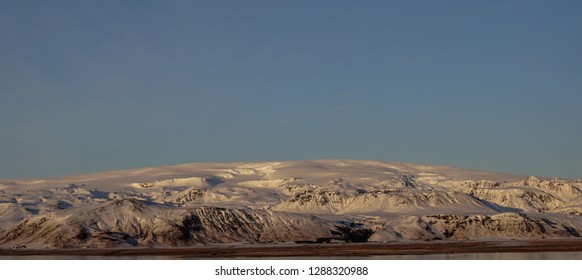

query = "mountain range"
[[1, 160, 581, 249]]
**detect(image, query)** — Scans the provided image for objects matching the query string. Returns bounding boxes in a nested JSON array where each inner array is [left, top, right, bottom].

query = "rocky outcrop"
[[423, 213, 579, 240], [0, 199, 345, 248], [465, 188, 564, 212], [343, 190, 489, 214], [1, 160, 582, 249], [522, 176, 582, 199]]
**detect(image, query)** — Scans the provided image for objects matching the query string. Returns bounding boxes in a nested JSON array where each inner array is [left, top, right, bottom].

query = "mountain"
[[1, 160, 581, 249]]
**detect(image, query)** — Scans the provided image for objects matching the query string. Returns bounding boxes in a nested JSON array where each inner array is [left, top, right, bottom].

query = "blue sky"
[[1, 0, 581, 179]]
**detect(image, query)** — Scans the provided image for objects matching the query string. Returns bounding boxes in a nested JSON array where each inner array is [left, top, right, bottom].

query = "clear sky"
[[1, 0, 581, 179]]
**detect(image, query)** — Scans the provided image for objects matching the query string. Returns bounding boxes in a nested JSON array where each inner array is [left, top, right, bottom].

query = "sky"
[[1, 0, 581, 179]]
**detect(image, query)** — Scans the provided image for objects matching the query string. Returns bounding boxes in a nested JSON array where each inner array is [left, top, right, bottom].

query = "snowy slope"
[[1, 160, 581, 248]]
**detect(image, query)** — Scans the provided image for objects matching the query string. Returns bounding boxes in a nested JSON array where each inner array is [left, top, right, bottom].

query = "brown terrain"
[[3, 239, 582, 259]]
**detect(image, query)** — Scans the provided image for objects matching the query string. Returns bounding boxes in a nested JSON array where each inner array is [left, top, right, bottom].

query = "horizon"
[[0, 158, 573, 181], [1, 1, 581, 179]]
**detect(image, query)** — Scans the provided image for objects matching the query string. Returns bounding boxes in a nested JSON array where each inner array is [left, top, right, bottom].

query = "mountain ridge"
[[1, 160, 581, 249]]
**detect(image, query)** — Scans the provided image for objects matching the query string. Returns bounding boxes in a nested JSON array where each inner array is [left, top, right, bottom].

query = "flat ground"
[[3, 240, 582, 259]]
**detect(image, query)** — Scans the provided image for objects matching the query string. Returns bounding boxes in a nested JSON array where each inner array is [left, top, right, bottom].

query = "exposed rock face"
[[344, 190, 488, 214], [523, 177, 582, 199], [1, 160, 581, 248], [423, 213, 579, 240], [0, 199, 343, 248], [274, 186, 352, 213], [466, 188, 564, 212]]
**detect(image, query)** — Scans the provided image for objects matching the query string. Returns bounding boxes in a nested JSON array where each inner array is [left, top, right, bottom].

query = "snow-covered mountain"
[[1, 160, 581, 248]]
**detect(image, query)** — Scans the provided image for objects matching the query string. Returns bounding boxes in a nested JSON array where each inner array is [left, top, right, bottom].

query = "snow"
[[1, 159, 581, 248]]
